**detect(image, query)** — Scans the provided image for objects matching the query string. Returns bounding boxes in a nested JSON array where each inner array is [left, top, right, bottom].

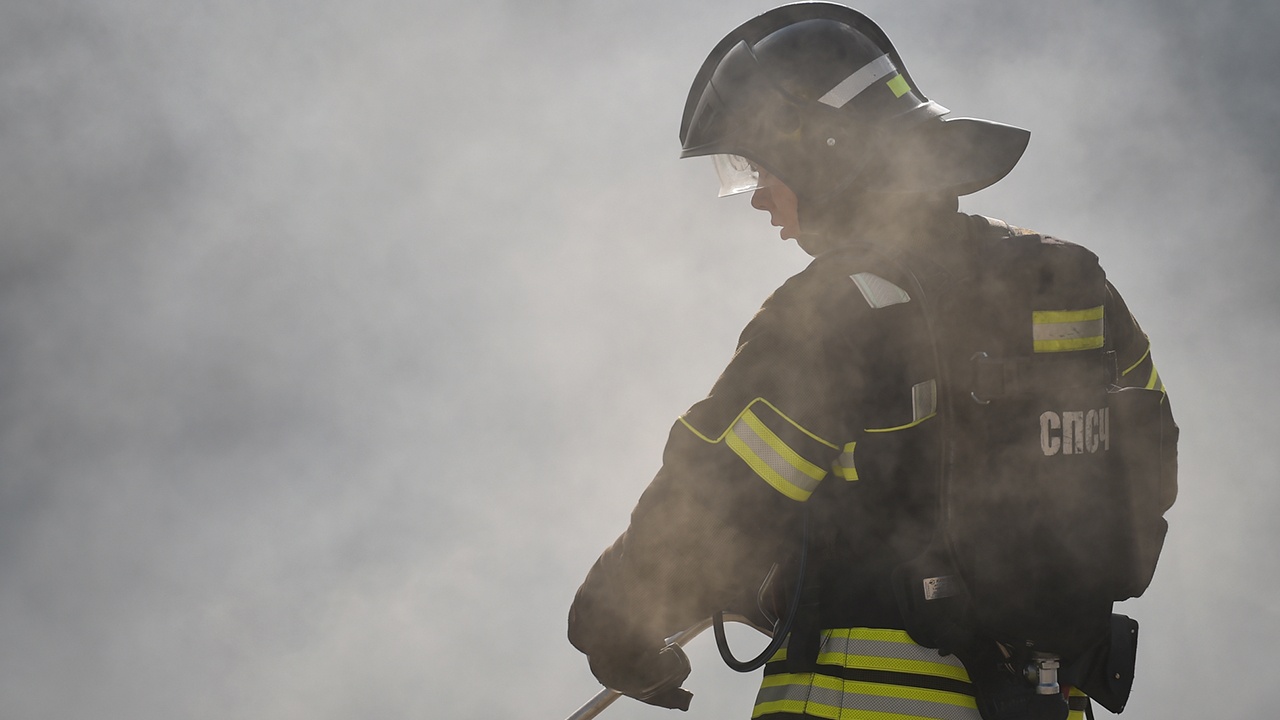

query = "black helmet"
[[679, 2, 1030, 204]]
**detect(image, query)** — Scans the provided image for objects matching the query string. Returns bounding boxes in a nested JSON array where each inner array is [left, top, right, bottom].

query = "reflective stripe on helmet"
[[886, 74, 911, 98], [1032, 306, 1105, 353], [818, 53, 901, 109]]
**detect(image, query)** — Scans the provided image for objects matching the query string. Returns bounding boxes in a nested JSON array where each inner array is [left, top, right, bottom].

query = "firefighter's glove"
[[589, 643, 693, 711]]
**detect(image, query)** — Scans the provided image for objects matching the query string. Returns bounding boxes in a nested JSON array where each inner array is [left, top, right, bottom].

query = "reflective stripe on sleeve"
[[832, 442, 858, 481], [1144, 365, 1166, 392], [1121, 344, 1151, 377], [1120, 342, 1166, 392], [1032, 306, 1105, 352], [679, 398, 837, 502], [728, 409, 827, 501]]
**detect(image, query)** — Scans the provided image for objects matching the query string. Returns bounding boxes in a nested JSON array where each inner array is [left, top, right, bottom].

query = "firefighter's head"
[[680, 3, 1029, 245]]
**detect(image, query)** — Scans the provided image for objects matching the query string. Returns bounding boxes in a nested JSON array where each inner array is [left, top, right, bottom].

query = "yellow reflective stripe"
[[680, 399, 837, 502], [1036, 336, 1105, 352], [865, 413, 935, 433], [834, 631, 968, 679], [767, 630, 971, 683], [743, 410, 827, 481], [727, 414, 825, 502], [1122, 344, 1151, 376], [754, 672, 978, 720], [1145, 365, 1165, 392], [862, 380, 936, 433], [817, 652, 970, 684], [832, 442, 859, 481], [1067, 687, 1088, 720], [815, 652, 969, 683], [816, 628, 970, 683], [678, 398, 839, 449], [1034, 307, 1105, 324], [842, 628, 908, 642], [886, 74, 910, 97], [1032, 306, 1105, 353]]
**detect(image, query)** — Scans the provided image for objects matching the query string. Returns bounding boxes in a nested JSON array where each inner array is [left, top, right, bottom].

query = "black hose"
[[714, 507, 809, 672]]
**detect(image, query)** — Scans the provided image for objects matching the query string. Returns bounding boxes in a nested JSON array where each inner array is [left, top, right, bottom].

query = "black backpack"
[[891, 217, 1178, 720]]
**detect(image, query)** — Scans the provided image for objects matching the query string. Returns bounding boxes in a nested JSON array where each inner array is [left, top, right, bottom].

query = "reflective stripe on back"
[[1032, 306, 1105, 352]]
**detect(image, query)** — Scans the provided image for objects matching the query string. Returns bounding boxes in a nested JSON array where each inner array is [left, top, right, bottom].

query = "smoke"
[[0, 1, 1273, 719]]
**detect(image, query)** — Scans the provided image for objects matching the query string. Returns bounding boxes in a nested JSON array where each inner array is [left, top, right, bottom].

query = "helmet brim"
[[872, 117, 1031, 196]]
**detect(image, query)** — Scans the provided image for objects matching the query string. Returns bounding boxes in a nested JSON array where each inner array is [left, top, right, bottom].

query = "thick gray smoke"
[[0, 1, 1273, 719]]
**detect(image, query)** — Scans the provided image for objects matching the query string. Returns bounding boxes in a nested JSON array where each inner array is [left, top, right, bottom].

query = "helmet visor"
[[712, 153, 769, 197]]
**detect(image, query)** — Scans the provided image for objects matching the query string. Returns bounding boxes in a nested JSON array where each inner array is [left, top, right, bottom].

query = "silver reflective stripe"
[[1033, 317, 1105, 343], [835, 442, 858, 481], [821, 632, 963, 669], [755, 680, 979, 720], [730, 414, 824, 500], [819, 54, 898, 108], [850, 272, 910, 308], [912, 379, 937, 422], [1031, 306, 1105, 353]]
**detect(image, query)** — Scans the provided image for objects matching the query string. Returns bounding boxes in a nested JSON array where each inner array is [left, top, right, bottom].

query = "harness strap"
[[970, 352, 1118, 402]]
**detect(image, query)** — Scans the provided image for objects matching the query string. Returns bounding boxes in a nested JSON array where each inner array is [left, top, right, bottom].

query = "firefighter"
[[568, 4, 1173, 720]]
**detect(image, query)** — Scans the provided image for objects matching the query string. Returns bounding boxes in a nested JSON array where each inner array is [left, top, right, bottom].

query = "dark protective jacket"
[[568, 212, 1173, 720]]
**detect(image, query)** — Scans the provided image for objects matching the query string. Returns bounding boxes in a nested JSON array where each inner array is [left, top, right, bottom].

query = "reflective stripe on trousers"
[[751, 628, 1088, 720]]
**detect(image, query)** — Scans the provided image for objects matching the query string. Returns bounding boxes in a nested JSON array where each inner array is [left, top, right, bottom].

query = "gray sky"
[[0, 1, 1275, 719]]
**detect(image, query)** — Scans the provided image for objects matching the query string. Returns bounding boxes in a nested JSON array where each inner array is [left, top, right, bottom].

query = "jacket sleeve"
[[568, 264, 875, 666], [1106, 281, 1179, 513]]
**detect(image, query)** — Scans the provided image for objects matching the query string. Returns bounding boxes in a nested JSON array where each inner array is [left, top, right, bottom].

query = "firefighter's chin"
[[795, 232, 823, 257]]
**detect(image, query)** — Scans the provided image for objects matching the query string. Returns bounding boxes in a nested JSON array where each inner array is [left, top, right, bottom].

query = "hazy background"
[[0, 1, 1274, 718]]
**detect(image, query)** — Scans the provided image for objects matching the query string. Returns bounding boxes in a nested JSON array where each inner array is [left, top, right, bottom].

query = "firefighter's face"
[[750, 169, 800, 241]]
